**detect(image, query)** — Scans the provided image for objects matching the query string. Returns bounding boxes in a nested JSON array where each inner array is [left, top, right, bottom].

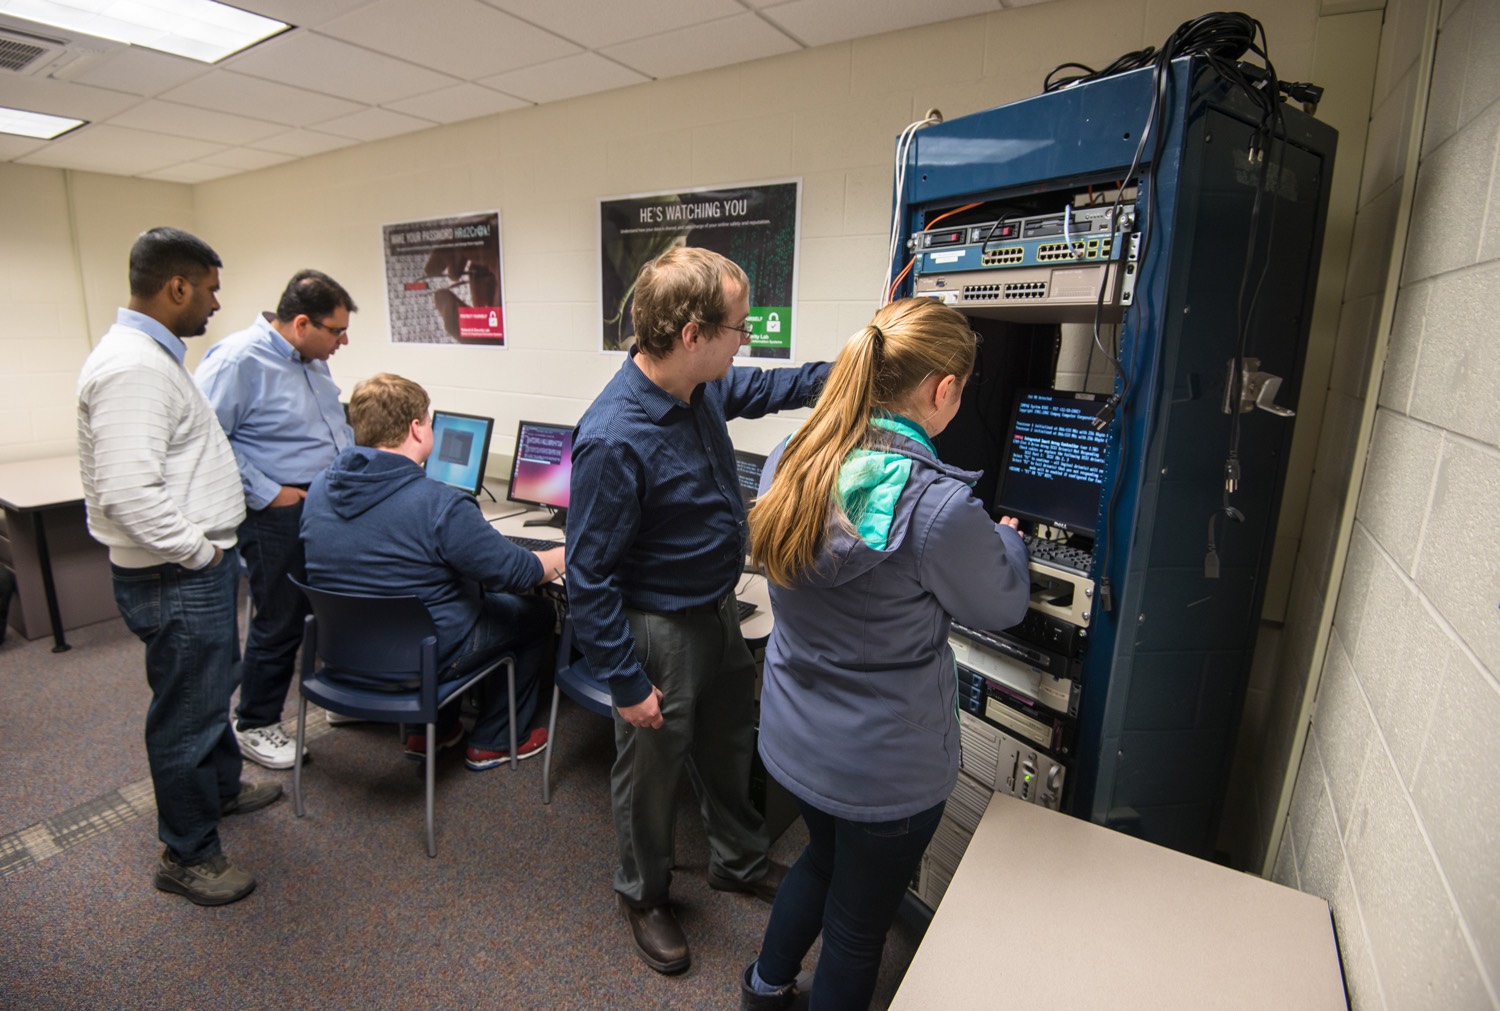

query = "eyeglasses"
[[311, 318, 349, 339], [695, 318, 754, 340]]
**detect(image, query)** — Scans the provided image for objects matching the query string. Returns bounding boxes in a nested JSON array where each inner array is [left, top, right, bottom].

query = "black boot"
[[740, 961, 808, 1011]]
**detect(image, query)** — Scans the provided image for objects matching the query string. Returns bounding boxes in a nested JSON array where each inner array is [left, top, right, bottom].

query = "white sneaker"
[[324, 710, 362, 726], [235, 724, 302, 770]]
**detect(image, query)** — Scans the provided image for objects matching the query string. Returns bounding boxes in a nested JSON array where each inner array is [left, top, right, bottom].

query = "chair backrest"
[[555, 612, 613, 718], [292, 578, 438, 688]]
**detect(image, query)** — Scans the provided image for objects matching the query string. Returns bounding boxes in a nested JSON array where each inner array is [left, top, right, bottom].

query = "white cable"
[[883, 113, 942, 302]]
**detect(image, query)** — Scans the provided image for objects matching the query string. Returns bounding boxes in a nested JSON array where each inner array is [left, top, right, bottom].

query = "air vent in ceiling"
[[0, 27, 66, 74]]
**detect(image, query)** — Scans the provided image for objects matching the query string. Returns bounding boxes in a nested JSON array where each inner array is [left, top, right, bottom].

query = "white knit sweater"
[[77, 323, 245, 569]]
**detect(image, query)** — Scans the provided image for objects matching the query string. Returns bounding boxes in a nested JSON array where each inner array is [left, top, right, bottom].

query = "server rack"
[[899, 56, 1336, 861]]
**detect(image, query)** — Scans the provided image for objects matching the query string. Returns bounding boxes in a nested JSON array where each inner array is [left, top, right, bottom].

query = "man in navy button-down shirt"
[[196, 270, 357, 772], [567, 248, 831, 974]]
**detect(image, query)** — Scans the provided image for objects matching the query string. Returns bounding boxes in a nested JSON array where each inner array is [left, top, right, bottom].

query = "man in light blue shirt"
[[196, 270, 357, 770]]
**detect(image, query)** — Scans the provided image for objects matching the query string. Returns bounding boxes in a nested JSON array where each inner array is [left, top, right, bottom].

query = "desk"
[[0, 455, 113, 652], [481, 490, 773, 640], [892, 794, 1345, 1010]]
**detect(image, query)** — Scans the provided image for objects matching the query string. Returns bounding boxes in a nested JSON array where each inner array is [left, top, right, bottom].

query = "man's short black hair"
[[128, 227, 222, 298], [275, 269, 358, 323]]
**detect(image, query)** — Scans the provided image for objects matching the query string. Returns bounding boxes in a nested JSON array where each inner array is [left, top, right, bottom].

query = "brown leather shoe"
[[618, 894, 690, 974], [708, 859, 787, 904]]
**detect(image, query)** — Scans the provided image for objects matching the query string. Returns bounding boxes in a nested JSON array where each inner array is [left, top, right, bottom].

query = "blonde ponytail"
[[750, 298, 976, 585]]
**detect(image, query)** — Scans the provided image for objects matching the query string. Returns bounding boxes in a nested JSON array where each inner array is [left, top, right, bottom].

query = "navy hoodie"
[[300, 446, 544, 668]]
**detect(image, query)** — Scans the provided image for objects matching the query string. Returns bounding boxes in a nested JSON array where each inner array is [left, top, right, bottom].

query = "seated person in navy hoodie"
[[300, 372, 565, 769]]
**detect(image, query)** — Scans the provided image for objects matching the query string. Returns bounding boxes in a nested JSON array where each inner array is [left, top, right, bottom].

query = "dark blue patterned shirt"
[[566, 349, 830, 707]]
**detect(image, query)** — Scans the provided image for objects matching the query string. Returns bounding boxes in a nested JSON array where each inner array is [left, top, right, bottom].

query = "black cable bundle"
[[1044, 12, 1261, 94], [1047, 13, 1320, 600]]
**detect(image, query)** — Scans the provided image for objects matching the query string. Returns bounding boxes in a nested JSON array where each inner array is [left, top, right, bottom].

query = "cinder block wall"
[[1272, 0, 1500, 1006]]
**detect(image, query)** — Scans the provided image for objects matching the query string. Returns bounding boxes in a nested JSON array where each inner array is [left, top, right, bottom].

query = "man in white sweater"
[[77, 227, 282, 907]]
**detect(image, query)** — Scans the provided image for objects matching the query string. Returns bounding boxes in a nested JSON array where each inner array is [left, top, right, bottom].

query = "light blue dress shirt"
[[195, 312, 353, 511], [117, 307, 186, 363]]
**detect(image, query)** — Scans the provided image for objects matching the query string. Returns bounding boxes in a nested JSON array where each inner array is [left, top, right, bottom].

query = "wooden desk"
[[0, 455, 113, 652], [892, 794, 1345, 1010]]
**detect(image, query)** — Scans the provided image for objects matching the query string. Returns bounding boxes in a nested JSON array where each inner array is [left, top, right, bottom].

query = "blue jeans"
[[755, 794, 946, 1011], [112, 549, 243, 864], [436, 592, 555, 750], [235, 500, 308, 730]]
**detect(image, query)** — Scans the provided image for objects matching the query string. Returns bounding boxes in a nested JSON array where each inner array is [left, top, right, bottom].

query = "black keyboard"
[[509, 535, 564, 551], [1021, 533, 1093, 574], [736, 598, 758, 622]]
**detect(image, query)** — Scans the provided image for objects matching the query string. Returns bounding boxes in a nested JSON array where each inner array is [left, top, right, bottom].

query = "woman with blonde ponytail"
[[740, 298, 1031, 1011]]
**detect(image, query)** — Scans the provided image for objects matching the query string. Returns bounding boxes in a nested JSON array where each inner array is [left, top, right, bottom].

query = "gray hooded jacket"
[[756, 420, 1031, 822]]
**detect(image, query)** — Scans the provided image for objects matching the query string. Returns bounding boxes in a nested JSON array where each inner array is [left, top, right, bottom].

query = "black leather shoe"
[[740, 961, 808, 1011], [618, 895, 690, 974], [708, 859, 787, 904]]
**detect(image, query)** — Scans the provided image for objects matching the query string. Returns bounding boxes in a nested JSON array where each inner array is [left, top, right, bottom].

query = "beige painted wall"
[[0, 165, 197, 462]]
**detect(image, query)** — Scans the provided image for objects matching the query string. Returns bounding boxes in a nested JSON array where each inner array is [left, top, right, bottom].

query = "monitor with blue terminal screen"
[[425, 410, 494, 497], [994, 389, 1108, 537]]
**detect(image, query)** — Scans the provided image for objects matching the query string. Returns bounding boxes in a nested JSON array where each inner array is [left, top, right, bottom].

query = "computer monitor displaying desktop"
[[507, 420, 573, 527], [733, 449, 767, 510], [994, 389, 1108, 537], [425, 410, 494, 497]]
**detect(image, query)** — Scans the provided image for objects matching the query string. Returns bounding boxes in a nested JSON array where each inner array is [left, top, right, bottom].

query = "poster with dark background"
[[598, 181, 800, 359]]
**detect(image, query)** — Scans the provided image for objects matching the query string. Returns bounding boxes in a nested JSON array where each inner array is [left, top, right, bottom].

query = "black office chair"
[[290, 579, 518, 857], [541, 611, 613, 804]]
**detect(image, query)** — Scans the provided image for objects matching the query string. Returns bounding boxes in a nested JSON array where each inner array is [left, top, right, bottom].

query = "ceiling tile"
[[320, 0, 578, 78], [0, 74, 141, 120], [198, 147, 297, 171], [601, 13, 800, 80], [66, 47, 208, 97], [0, 133, 46, 160], [312, 105, 435, 142], [480, 0, 744, 49], [478, 52, 648, 104], [249, 128, 359, 157], [158, 70, 364, 126], [231, 0, 373, 27], [141, 161, 243, 183], [109, 99, 285, 145], [16, 123, 225, 175], [760, 0, 998, 48], [225, 31, 459, 105], [384, 82, 530, 123]]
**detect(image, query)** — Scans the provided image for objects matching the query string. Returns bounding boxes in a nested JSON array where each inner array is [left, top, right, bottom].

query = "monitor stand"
[[523, 507, 567, 529]]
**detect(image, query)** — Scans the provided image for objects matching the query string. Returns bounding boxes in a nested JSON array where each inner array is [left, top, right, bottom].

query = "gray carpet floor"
[[0, 609, 922, 1009]]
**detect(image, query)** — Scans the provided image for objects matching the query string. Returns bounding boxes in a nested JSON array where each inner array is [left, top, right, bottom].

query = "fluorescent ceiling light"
[[0, 0, 289, 63], [0, 104, 85, 138]]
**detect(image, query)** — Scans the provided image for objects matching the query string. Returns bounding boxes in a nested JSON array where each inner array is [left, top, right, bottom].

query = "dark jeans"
[[235, 500, 308, 731], [435, 592, 555, 750], [612, 595, 768, 907], [111, 549, 243, 864], [756, 794, 946, 1011]]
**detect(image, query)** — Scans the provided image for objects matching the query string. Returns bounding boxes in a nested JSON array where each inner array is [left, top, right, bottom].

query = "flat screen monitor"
[[994, 389, 1108, 537], [507, 420, 573, 518], [425, 410, 494, 497], [733, 449, 766, 509]]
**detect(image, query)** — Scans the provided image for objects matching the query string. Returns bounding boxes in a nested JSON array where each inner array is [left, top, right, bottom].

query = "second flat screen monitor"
[[507, 420, 573, 515]]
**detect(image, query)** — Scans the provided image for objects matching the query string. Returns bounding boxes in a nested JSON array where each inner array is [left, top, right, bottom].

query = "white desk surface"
[[892, 794, 1345, 1011], [0, 455, 85, 512], [481, 485, 773, 640]]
